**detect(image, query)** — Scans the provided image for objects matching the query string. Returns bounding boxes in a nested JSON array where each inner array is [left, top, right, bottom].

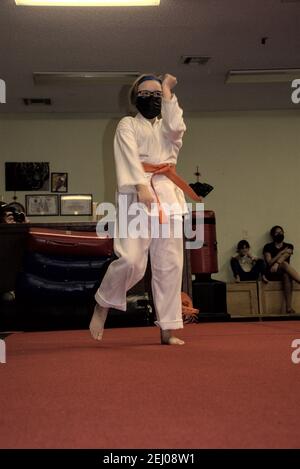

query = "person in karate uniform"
[[90, 73, 189, 345]]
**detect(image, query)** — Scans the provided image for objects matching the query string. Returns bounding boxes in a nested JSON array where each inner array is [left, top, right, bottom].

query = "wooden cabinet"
[[258, 281, 300, 316], [227, 280, 300, 318], [227, 281, 259, 317]]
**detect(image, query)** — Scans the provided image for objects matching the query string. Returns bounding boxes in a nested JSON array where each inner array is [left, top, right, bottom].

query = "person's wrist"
[[136, 184, 147, 192], [162, 86, 172, 100]]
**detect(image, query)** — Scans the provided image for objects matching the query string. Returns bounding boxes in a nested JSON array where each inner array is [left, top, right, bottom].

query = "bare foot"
[[160, 329, 185, 346], [89, 304, 109, 340], [262, 275, 269, 284], [235, 275, 240, 283], [286, 308, 296, 315]]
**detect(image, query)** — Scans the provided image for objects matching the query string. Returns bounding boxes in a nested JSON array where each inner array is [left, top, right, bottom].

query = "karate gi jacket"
[[114, 94, 188, 216]]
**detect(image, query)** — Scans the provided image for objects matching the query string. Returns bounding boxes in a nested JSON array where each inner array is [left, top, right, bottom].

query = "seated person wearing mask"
[[231, 239, 268, 283], [263, 225, 300, 314]]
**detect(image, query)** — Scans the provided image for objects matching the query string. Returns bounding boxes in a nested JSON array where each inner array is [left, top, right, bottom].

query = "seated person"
[[263, 225, 300, 314], [231, 239, 268, 283], [0, 202, 28, 224], [0, 202, 27, 302], [0, 208, 15, 224]]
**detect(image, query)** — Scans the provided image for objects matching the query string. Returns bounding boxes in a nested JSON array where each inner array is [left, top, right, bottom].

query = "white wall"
[[1, 110, 300, 281], [0, 114, 118, 222], [182, 111, 300, 281]]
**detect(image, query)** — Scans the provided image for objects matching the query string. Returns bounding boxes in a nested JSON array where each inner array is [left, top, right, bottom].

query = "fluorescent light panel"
[[16, 0, 160, 6], [62, 195, 91, 200], [226, 68, 300, 84], [33, 71, 141, 85]]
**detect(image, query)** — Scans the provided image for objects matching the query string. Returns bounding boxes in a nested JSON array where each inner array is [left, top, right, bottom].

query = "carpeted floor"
[[1, 321, 300, 449]]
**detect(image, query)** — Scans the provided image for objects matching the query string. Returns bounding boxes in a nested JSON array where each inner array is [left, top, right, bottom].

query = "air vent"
[[181, 56, 211, 65], [23, 98, 52, 106]]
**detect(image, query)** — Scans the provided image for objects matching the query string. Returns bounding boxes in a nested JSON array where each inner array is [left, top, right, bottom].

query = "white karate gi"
[[95, 95, 187, 330]]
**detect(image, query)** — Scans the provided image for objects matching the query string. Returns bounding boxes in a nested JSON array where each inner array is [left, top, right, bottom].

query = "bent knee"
[[123, 256, 147, 275], [153, 257, 183, 274]]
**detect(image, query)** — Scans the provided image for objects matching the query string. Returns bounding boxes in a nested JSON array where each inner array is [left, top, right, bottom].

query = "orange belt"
[[181, 292, 199, 321], [142, 162, 202, 223]]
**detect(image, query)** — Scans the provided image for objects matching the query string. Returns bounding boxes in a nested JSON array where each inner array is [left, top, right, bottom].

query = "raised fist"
[[162, 74, 178, 90]]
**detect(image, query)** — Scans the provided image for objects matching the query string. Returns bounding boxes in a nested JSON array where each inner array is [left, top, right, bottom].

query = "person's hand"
[[270, 263, 279, 273], [136, 185, 155, 211], [162, 74, 177, 91], [285, 247, 293, 255]]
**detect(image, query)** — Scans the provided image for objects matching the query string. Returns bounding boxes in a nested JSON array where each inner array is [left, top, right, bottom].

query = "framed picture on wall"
[[60, 194, 92, 216], [26, 194, 59, 216], [51, 172, 68, 193], [5, 162, 50, 191]]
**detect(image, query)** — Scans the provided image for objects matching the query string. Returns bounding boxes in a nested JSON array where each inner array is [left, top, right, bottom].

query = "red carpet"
[[1, 322, 300, 449]]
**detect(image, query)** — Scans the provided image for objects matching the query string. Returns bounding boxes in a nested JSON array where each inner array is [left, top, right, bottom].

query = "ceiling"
[[0, 0, 300, 114]]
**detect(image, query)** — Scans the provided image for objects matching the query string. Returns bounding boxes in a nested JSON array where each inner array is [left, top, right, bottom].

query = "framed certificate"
[[60, 194, 93, 216], [26, 194, 59, 216]]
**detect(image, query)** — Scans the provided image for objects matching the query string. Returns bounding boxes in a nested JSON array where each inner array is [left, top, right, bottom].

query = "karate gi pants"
[[95, 215, 184, 330]]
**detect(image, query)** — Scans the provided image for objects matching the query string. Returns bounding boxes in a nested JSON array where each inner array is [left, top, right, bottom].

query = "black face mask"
[[274, 233, 284, 243], [136, 96, 162, 119]]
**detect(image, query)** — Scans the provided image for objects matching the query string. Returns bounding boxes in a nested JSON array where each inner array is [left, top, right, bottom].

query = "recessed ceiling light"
[[226, 68, 300, 84], [33, 71, 141, 85], [15, 0, 160, 6]]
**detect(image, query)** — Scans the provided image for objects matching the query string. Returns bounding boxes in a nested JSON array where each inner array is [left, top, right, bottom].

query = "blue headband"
[[137, 75, 162, 86]]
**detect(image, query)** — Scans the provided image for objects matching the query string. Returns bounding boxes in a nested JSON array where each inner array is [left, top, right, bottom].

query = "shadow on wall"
[[101, 84, 133, 205], [119, 84, 132, 116], [218, 247, 235, 281], [102, 118, 118, 205], [256, 232, 270, 256]]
